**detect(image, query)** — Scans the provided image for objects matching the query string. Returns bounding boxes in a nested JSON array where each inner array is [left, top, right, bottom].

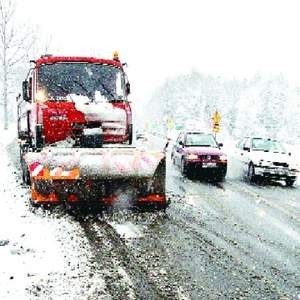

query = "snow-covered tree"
[[0, 0, 35, 129], [146, 70, 300, 143]]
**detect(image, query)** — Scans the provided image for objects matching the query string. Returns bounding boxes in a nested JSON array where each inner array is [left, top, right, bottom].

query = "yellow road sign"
[[212, 124, 220, 133], [167, 118, 174, 129], [212, 110, 221, 133], [212, 110, 221, 124]]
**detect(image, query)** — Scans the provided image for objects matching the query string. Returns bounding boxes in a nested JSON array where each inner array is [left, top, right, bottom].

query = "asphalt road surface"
[[0, 140, 299, 299]]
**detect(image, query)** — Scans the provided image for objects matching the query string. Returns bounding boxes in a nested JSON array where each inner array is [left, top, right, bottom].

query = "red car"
[[171, 131, 227, 181]]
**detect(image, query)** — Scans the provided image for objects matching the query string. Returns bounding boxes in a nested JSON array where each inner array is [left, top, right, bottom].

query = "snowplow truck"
[[17, 54, 166, 208]]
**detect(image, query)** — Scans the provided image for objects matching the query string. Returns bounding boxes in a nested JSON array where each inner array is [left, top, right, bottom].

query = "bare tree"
[[0, 0, 35, 129]]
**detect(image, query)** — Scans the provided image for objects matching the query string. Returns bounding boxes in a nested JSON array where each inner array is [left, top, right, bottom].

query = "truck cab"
[[18, 54, 132, 151]]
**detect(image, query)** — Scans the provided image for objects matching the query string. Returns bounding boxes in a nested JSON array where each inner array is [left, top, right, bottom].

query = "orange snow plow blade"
[[25, 147, 167, 208]]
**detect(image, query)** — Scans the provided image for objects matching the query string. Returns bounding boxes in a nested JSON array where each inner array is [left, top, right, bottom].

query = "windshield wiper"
[[96, 80, 117, 100], [73, 80, 94, 101], [48, 80, 70, 99]]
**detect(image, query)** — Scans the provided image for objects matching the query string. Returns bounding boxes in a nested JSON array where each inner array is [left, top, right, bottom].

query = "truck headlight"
[[186, 154, 198, 160], [36, 88, 47, 102]]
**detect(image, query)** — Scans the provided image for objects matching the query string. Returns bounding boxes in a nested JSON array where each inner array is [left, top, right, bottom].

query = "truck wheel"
[[286, 178, 295, 187], [20, 154, 30, 185], [22, 163, 31, 185], [247, 163, 256, 183]]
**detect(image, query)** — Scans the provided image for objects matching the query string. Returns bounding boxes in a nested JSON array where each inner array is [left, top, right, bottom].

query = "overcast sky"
[[16, 0, 300, 101]]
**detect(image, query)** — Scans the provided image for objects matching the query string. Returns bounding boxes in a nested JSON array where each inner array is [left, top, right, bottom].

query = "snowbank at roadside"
[[0, 128, 107, 299], [0, 127, 17, 146]]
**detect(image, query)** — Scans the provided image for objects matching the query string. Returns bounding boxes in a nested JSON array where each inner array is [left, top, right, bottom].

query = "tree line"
[[146, 71, 300, 144]]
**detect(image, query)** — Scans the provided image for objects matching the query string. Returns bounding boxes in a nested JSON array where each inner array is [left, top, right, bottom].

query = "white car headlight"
[[291, 162, 300, 171], [186, 154, 198, 160], [258, 159, 272, 167]]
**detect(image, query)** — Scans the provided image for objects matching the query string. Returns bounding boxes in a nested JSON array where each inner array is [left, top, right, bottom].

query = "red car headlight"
[[219, 155, 227, 162], [186, 154, 198, 160]]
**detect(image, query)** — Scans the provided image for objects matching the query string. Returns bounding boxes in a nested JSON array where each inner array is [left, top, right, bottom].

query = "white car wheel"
[[248, 163, 256, 182]]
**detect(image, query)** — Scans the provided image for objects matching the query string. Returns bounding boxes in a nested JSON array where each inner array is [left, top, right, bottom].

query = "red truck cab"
[[20, 54, 132, 150]]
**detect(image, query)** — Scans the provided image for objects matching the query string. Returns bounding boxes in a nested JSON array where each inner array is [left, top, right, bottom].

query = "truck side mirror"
[[125, 82, 130, 96], [22, 80, 31, 102], [243, 146, 250, 152]]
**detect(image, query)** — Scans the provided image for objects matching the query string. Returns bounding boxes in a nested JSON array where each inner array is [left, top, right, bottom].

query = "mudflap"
[[29, 156, 167, 209]]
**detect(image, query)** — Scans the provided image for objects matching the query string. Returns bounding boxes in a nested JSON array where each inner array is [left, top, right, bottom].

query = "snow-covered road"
[[0, 129, 299, 299]]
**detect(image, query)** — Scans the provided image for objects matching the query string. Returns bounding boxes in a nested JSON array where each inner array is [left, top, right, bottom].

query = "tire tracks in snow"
[[78, 215, 173, 300], [226, 180, 300, 224], [167, 175, 299, 297]]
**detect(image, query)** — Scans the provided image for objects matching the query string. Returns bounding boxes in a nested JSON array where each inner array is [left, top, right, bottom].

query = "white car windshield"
[[252, 138, 287, 153]]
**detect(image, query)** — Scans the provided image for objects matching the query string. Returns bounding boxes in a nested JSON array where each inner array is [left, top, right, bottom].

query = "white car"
[[235, 137, 299, 186]]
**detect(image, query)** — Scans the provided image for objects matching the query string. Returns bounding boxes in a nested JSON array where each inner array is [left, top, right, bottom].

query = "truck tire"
[[21, 157, 30, 185], [19, 145, 31, 185]]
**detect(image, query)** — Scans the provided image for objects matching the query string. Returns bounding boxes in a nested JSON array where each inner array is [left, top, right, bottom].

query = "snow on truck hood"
[[71, 94, 126, 124]]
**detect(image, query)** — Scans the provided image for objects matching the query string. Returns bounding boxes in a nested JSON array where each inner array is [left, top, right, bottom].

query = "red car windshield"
[[37, 62, 126, 101], [185, 133, 218, 147]]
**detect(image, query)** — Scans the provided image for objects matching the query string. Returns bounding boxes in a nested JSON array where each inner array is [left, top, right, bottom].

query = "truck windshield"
[[37, 63, 125, 101]]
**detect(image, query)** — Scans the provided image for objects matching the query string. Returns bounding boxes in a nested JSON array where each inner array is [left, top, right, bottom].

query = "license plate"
[[202, 162, 216, 168]]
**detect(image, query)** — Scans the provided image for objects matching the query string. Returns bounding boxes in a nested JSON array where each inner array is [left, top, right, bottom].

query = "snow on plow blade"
[[25, 147, 166, 207]]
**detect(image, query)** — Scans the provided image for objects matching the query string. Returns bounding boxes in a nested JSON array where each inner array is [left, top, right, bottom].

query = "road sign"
[[212, 110, 221, 133], [167, 118, 174, 129], [212, 110, 221, 124], [212, 123, 220, 133]]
